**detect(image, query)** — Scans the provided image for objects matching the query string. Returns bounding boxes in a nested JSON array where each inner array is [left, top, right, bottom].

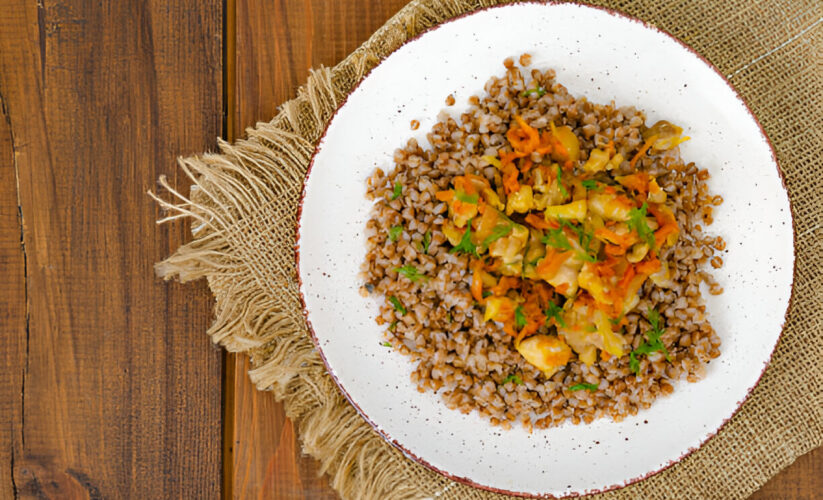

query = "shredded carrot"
[[500, 151, 527, 167], [648, 203, 679, 247], [536, 131, 554, 154], [435, 189, 453, 202], [617, 265, 636, 290], [471, 266, 484, 302], [452, 200, 476, 217], [507, 115, 540, 153], [554, 283, 570, 295], [630, 134, 658, 168], [537, 250, 571, 279], [595, 227, 636, 247], [520, 158, 534, 173], [491, 276, 520, 296], [616, 173, 650, 193], [600, 351, 612, 361], [525, 213, 551, 229], [635, 258, 661, 275], [604, 244, 627, 257], [502, 164, 520, 194]]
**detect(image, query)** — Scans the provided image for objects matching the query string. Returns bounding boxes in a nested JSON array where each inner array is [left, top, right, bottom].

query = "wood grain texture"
[[229, 1, 409, 498], [750, 448, 823, 499], [230, 2, 821, 499], [0, 0, 223, 498]]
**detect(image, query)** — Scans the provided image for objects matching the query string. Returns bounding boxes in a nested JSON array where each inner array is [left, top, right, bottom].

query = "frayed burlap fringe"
[[151, 0, 822, 499]]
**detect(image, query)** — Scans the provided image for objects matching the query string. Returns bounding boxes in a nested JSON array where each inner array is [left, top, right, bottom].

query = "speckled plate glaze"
[[295, 3, 794, 497]]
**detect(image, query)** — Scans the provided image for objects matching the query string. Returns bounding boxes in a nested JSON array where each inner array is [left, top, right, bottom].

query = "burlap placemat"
[[152, 1, 822, 498]]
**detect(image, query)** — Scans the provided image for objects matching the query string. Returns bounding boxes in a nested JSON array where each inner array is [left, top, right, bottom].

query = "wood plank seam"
[[1, 90, 27, 499]]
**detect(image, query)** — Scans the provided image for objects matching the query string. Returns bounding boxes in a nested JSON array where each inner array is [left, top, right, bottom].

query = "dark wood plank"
[[750, 447, 823, 500], [0, 82, 26, 500], [229, 1, 821, 498], [0, 1, 223, 497], [229, 1, 408, 498]]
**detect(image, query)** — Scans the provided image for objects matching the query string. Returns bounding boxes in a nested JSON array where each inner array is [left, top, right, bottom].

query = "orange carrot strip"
[[630, 135, 658, 168], [635, 258, 661, 275], [502, 164, 520, 194], [537, 251, 570, 278], [525, 213, 551, 229], [471, 266, 484, 302], [435, 189, 454, 202]]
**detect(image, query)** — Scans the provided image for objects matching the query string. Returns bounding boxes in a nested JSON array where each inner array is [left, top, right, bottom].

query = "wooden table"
[[0, 1, 819, 498]]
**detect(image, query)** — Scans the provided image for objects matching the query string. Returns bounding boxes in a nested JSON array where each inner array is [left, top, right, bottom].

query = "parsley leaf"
[[556, 165, 569, 198], [558, 220, 598, 262], [628, 202, 656, 249], [454, 190, 479, 204], [381, 341, 392, 347], [391, 182, 402, 200], [514, 306, 527, 329], [629, 308, 671, 374], [569, 382, 599, 392], [421, 230, 432, 254], [388, 225, 403, 242], [388, 296, 407, 315], [394, 265, 424, 282], [581, 179, 599, 190], [389, 321, 397, 331], [481, 224, 513, 248], [520, 86, 547, 97], [542, 227, 573, 251], [482, 291, 492, 298], [545, 301, 567, 328], [629, 351, 640, 374], [502, 374, 524, 385], [449, 219, 479, 257]]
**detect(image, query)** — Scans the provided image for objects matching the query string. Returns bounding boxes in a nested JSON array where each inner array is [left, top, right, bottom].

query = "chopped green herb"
[[556, 165, 569, 198], [381, 341, 392, 347], [391, 182, 402, 200], [545, 301, 567, 328], [389, 321, 397, 331], [569, 382, 599, 392], [454, 190, 479, 204], [394, 265, 424, 282], [629, 351, 640, 374], [482, 291, 492, 298], [481, 224, 513, 248], [581, 179, 599, 190], [446, 312, 452, 322], [558, 220, 598, 262], [542, 227, 573, 251], [449, 219, 479, 257], [388, 225, 403, 242], [629, 308, 671, 374], [514, 306, 527, 329], [421, 230, 432, 254], [502, 374, 524, 385], [628, 202, 656, 249], [520, 86, 547, 97], [388, 296, 407, 315]]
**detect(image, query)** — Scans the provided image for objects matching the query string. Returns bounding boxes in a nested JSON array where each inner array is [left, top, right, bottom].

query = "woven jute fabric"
[[152, 1, 822, 498]]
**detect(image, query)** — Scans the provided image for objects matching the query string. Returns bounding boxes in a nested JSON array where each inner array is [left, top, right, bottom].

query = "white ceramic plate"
[[296, 3, 794, 497]]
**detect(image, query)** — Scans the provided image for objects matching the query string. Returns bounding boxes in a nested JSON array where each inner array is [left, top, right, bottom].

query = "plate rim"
[[293, 2, 796, 497]]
